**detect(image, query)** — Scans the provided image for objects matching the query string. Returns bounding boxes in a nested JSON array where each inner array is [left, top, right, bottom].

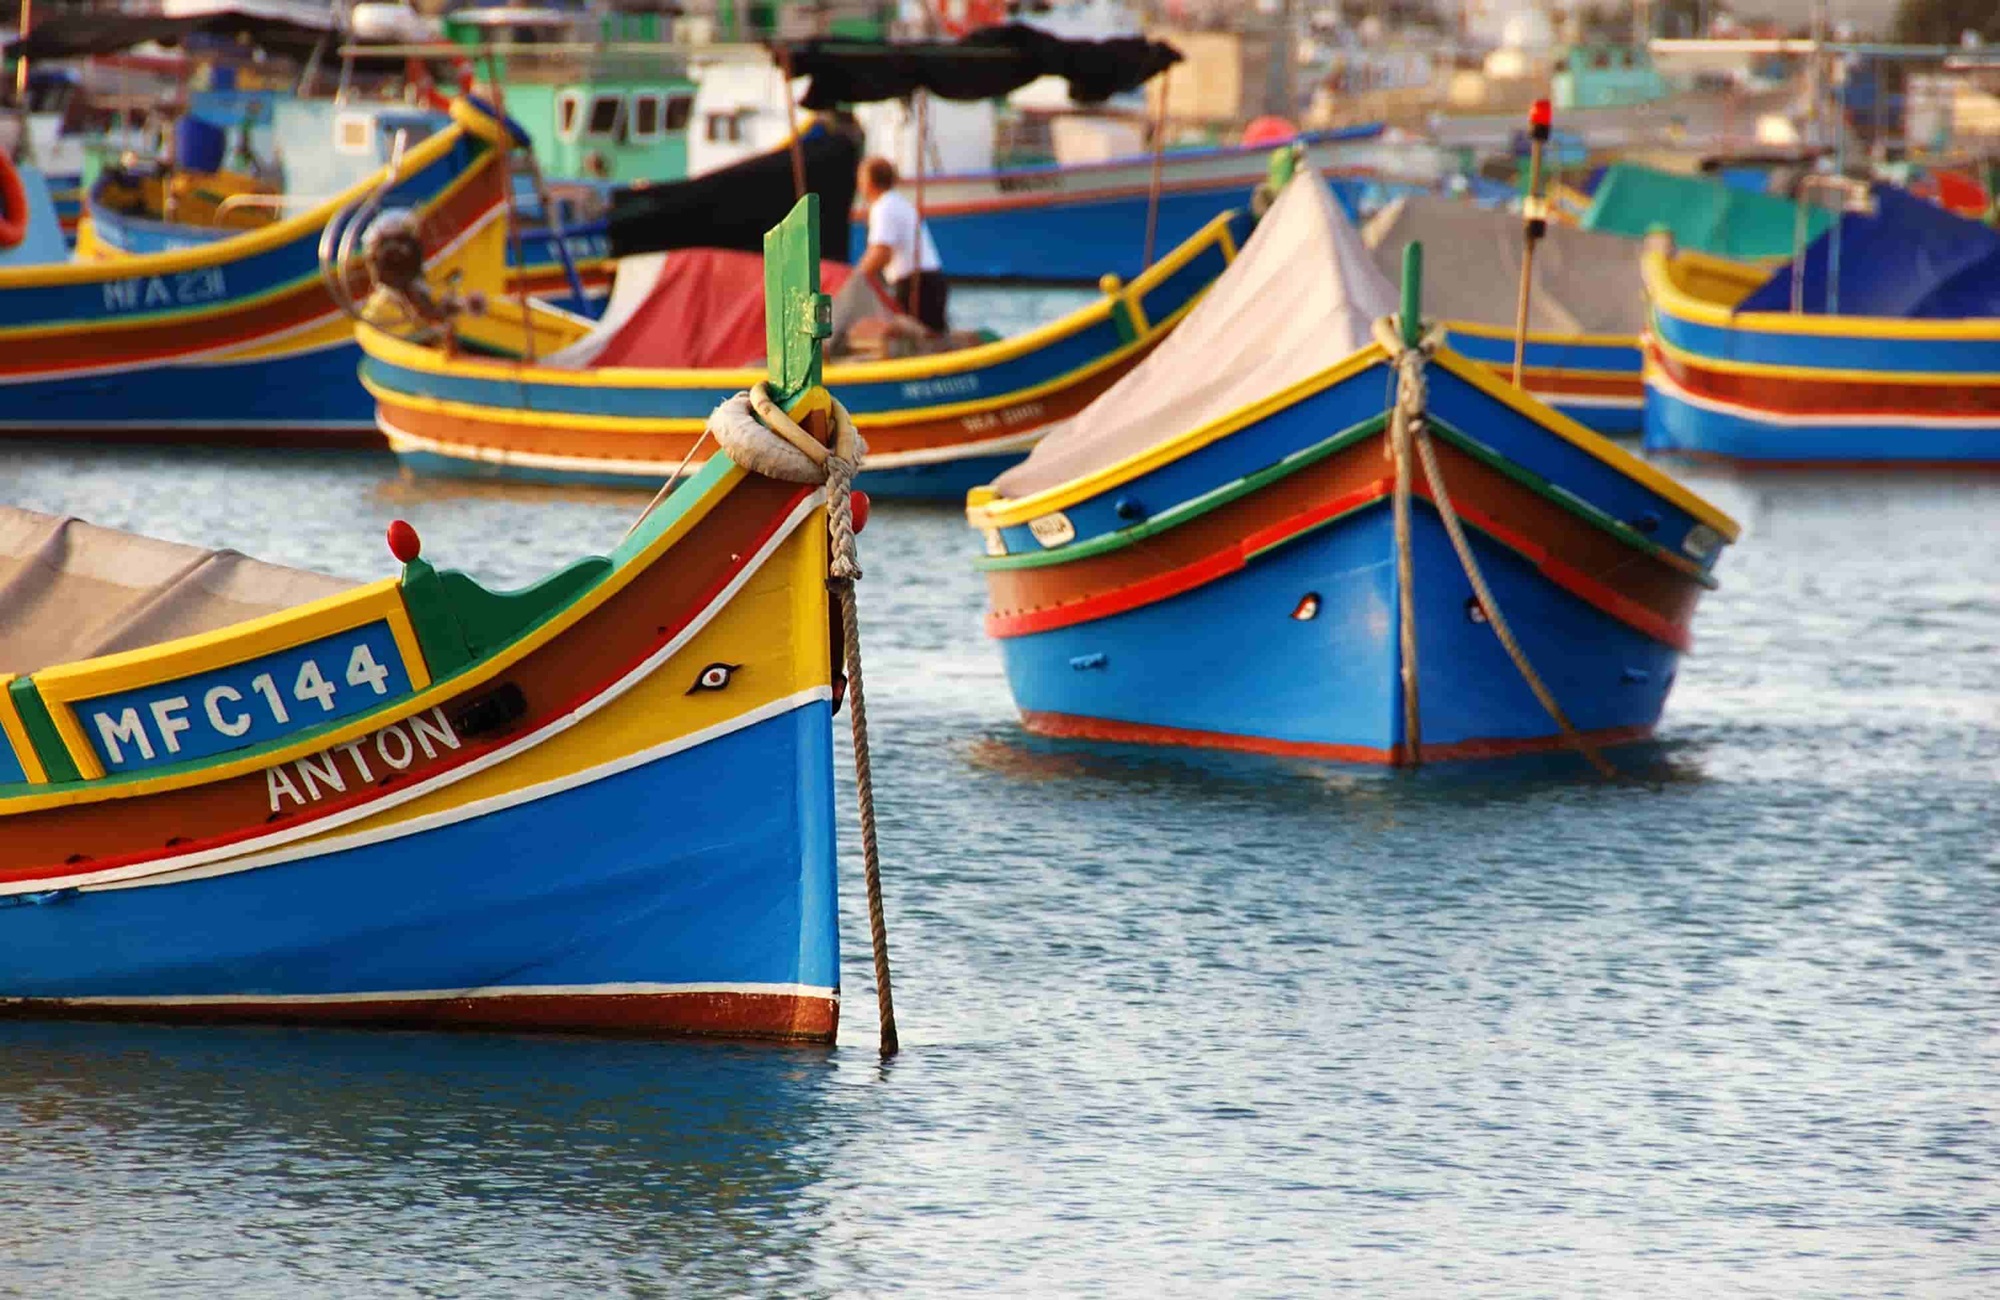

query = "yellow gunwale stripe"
[[0, 462, 749, 813], [1643, 243, 2000, 341], [966, 344, 1740, 542], [0, 675, 50, 785]]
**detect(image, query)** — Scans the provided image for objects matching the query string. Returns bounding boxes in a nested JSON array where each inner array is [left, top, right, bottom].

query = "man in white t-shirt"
[[855, 155, 948, 334]]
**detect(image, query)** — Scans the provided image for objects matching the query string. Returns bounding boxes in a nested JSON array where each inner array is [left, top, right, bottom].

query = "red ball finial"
[[849, 490, 871, 535], [1529, 99, 1553, 129], [387, 519, 422, 564]]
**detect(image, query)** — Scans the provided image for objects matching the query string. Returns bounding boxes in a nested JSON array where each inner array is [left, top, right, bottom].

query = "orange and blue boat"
[[966, 163, 1739, 765], [0, 199, 858, 1041], [0, 98, 513, 442], [1644, 185, 2000, 467], [356, 200, 1247, 500]]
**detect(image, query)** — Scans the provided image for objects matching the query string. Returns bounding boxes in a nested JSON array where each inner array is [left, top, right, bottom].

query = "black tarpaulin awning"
[[4, 5, 337, 63], [775, 24, 1181, 110], [608, 126, 861, 262]]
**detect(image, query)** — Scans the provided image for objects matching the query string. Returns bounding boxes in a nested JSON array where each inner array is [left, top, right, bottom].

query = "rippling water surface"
[[1, 289, 1996, 1297]]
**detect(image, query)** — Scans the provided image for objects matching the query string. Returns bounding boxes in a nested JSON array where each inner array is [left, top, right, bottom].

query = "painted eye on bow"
[[687, 662, 741, 694]]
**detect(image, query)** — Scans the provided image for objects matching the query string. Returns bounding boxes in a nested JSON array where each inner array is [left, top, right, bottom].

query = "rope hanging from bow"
[[1371, 316, 1618, 781], [707, 383, 901, 1054]]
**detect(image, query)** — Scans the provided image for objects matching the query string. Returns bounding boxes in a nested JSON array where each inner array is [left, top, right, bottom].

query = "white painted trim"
[[6, 980, 838, 1007], [3, 491, 826, 896], [1542, 392, 1643, 411], [381, 413, 1041, 479]]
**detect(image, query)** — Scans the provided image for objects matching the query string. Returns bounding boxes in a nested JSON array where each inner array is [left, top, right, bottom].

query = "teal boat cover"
[[1581, 163, 1831, 259], [1735, 185, 2000, 319]]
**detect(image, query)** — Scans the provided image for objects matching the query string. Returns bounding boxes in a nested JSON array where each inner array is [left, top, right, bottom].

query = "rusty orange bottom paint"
[[0, 990, 839, 1041], [1020, 710, 1656, 766]]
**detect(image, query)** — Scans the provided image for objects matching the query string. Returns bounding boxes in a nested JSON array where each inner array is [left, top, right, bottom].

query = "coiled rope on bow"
[[708, 382, 901, 1055], [1370, 317, 1618, 781]]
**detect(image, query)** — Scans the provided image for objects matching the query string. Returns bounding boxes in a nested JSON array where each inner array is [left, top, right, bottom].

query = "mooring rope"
[[709, 383, 901, 1055], [1371, 317, 1618, 781]]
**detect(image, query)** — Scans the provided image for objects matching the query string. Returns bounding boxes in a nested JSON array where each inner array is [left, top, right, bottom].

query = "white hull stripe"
[[4, 490, 825, 897], [3, 981, 838, 1007], [1648, 361, 2000, 431], [382, 415, 1042, 476]]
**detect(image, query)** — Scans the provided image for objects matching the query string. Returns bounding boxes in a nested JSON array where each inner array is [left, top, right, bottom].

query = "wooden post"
[[11, 0, 30, 165], [776, 45, 807, 201], [1401, 240, 1422, 348], [1511, 98, 1552, 388], [1143, 73, 1170, 269], [909, 89, 928, 331], [483, 51, 537, 362]]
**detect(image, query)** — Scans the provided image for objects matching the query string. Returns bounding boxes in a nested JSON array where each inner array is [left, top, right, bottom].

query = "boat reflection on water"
[[0, 1021, 842, 1289]]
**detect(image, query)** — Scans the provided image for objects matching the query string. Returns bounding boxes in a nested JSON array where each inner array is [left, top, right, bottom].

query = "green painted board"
[[764, 194, 832, 410]]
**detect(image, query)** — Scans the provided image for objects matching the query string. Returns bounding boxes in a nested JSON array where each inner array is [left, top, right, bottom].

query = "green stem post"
[[1400, 241, 1423, 347]]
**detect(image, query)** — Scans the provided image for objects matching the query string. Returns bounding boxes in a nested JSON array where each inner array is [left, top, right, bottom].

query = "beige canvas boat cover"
[[1361, 195, 1649, 335], [990, 172, 1399, 500], [0, 507, 357, 676]]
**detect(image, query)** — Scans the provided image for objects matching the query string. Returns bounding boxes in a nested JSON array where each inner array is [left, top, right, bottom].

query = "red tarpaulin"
[[588, 250, 854, 370]]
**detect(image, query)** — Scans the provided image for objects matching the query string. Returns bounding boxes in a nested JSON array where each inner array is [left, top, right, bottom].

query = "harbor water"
[[0, 287, 1994, 1297]]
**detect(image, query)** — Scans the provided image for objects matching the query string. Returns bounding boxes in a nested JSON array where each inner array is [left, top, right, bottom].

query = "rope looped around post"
[[709, 383, 900, 1054], [1370, 317, 1618, 782]]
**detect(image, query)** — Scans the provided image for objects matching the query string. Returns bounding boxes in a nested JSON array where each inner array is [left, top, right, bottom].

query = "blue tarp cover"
[[1737, 185, 2000, 319]]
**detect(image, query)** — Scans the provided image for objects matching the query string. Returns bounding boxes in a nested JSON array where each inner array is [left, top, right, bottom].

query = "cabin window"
[[630, 93, 662, 140], [556, 91, 583, 141], [664, 93, 693, 132], [705, 111, 743, 144], [335, 113, 374, 155], [586, 94, 623, 139]]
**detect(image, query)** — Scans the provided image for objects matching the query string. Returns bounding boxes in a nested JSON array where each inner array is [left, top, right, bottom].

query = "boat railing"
[[215, 192, 345, 221], [319, 129, 410, 325], [1788, 173, 1874, 315]]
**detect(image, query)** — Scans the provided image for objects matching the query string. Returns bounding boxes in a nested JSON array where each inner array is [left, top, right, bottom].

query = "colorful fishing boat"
[[1363, 194, 1649, 436], [965, 163, 1739, 765], [0, 197, 863, 1041], [357, 162, 1247, 499], [1643, 185, 2000, 467], [0, 98, 513, 441]]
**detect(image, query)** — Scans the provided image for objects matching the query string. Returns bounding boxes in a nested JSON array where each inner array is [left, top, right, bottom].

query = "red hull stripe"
[[0, 990, 838, 1041], [988, 482, 1695, 651], [1651, 340, 2000, 418], [1022, 710, 1655, 765]]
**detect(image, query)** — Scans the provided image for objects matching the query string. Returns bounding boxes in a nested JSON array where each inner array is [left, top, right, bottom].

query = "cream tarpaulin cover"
[[1362, 195, 1649, 335], [0, 507, 356, 676], [991, 173, 1399, 500]]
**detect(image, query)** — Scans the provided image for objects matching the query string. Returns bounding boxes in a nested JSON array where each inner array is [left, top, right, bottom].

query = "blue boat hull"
[[0, 702, 840, 1032], [0, 337, 377, 437], [996, 504, 1681, 762], [861, 179, 1397, 284]]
